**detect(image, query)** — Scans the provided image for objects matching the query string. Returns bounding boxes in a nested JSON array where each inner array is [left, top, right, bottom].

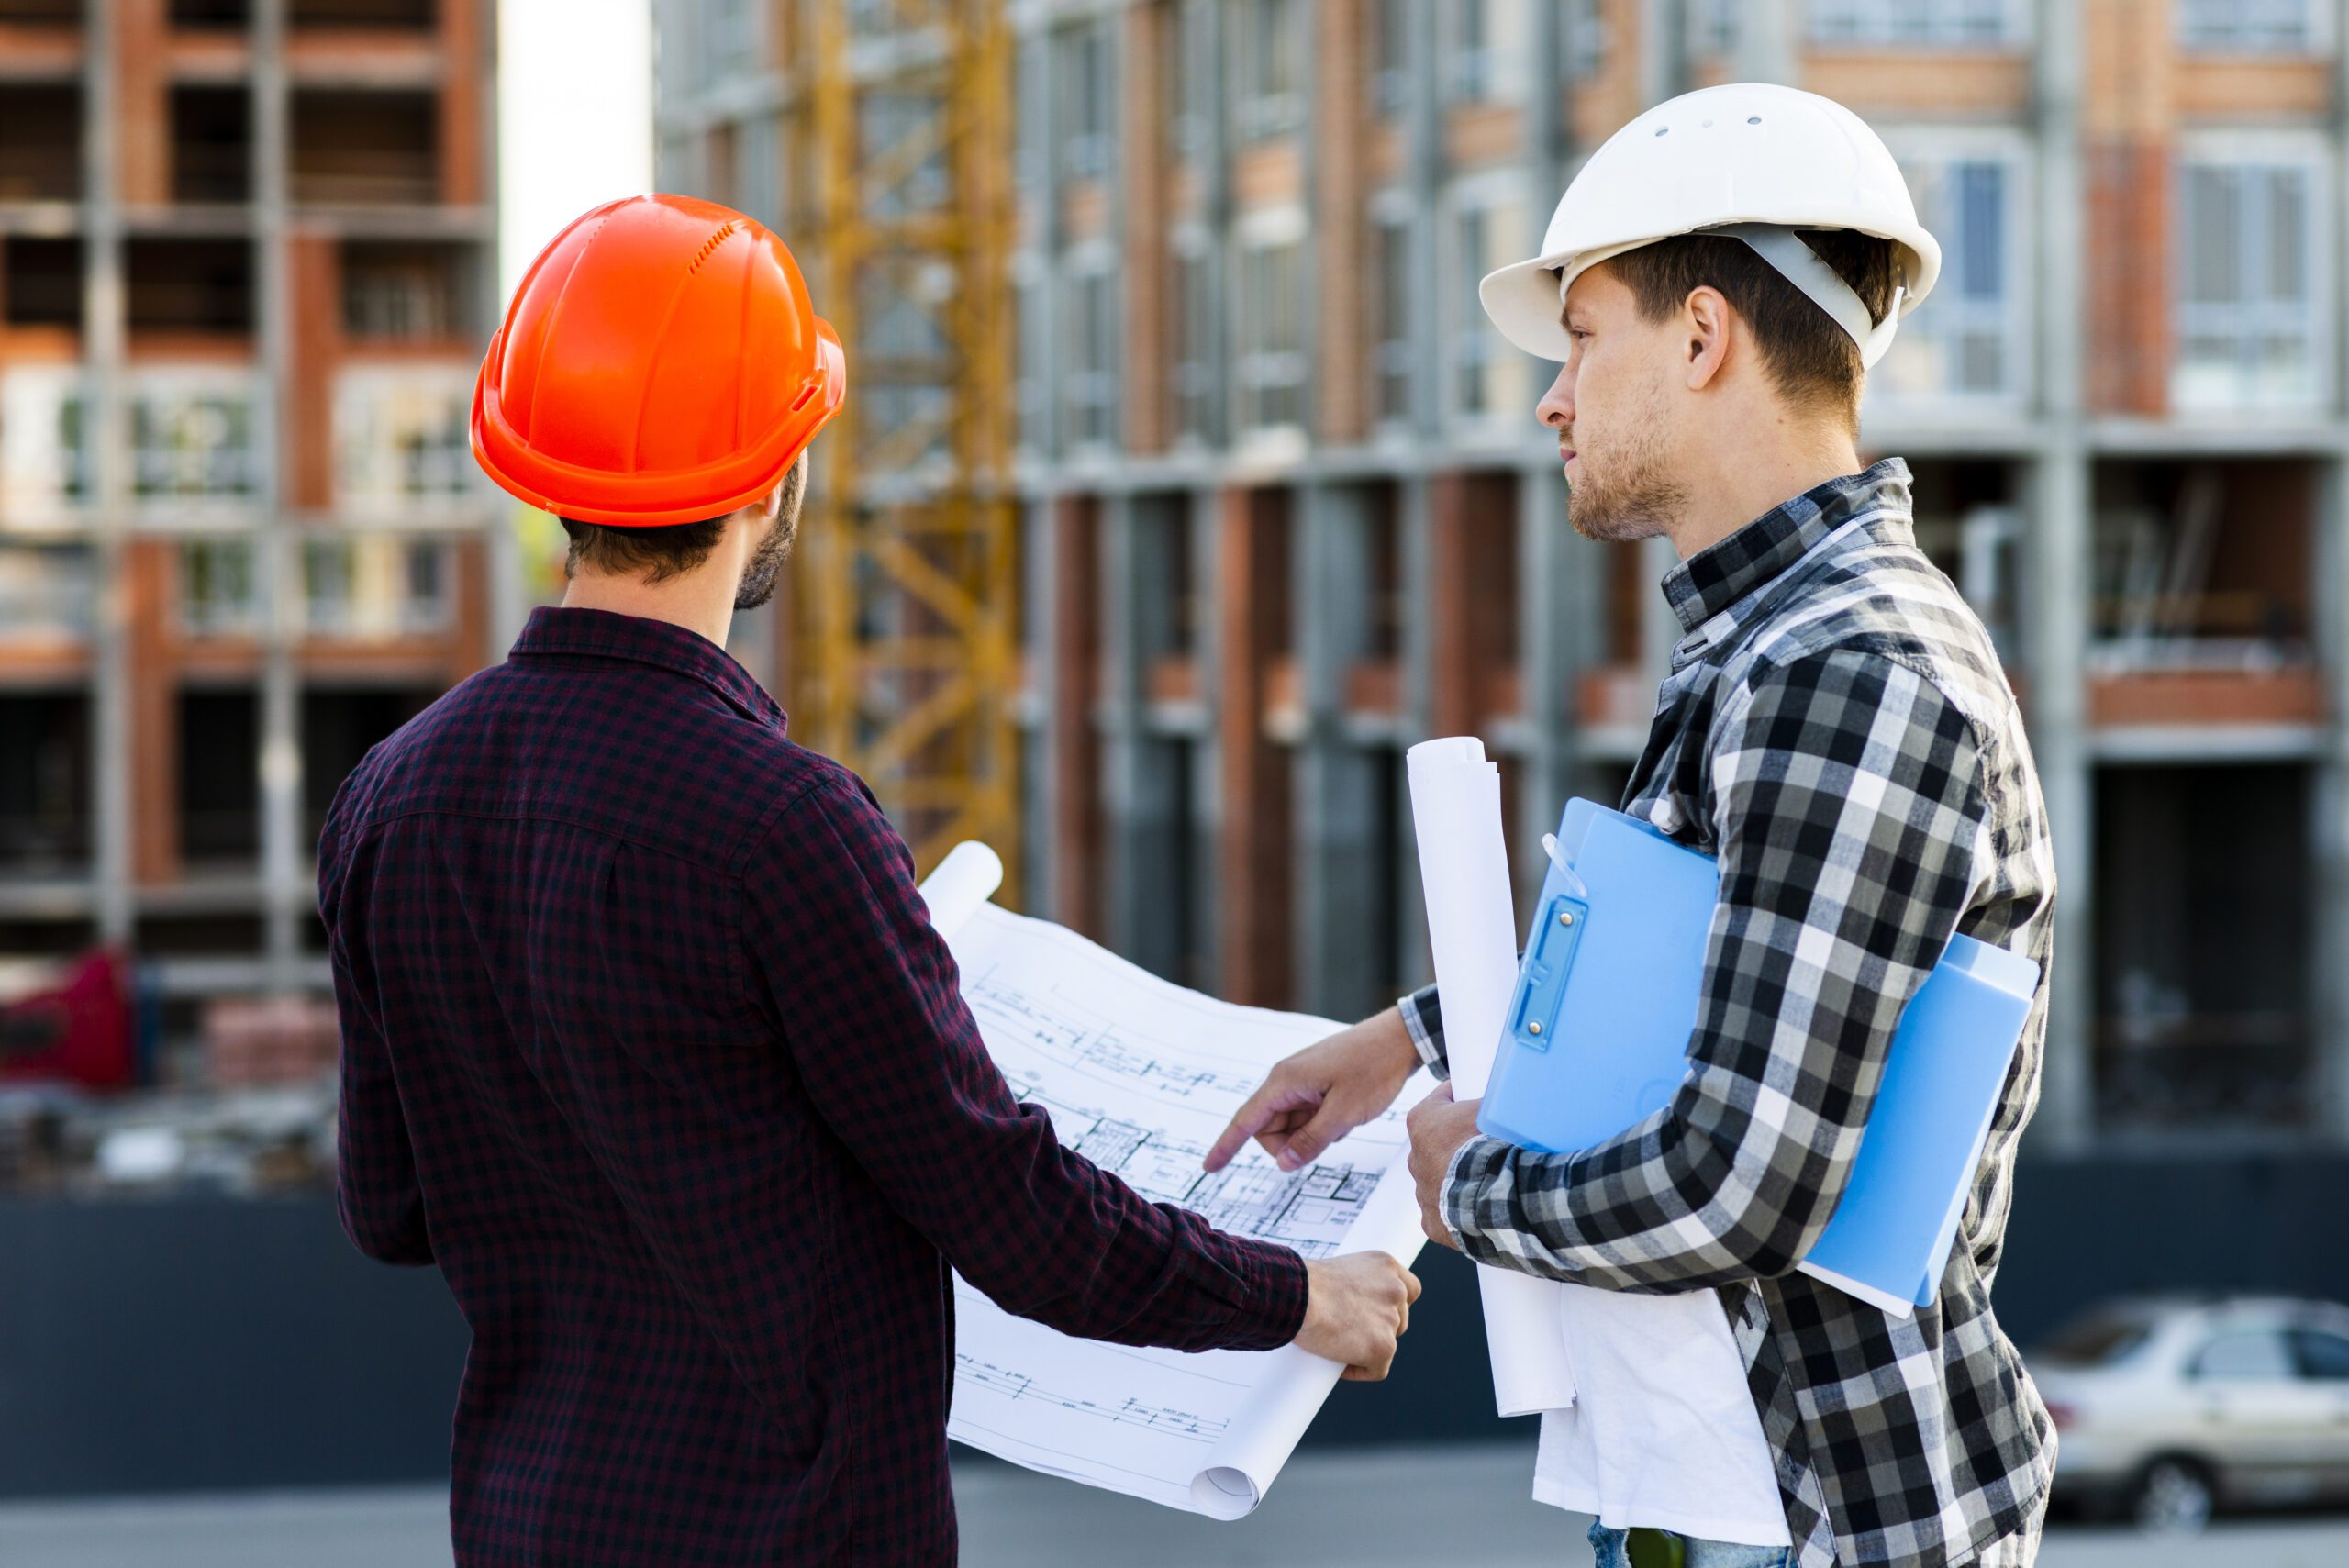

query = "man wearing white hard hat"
[[1213, 84, 2056, 1568]]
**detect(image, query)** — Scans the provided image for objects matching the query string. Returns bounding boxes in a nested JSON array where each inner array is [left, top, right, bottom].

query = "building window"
[[1234, 216, 1307, 435], [1871, 150, 2024, 408], [2174, 152, 2324, 413], [179, 538, 261, 639], [1564, 0, 1607, 79], [2178, 0, 2314, 51], [1012, 259, 1046, 455], [1063, 251, 1119, 451], [1445, 191, 1529, 428], [707, 0, 759, 80], [1370, 0, 1410, 116], [1808, 0, 2015, 47], [335, 366, 473, 510], [1169, 232, 1215, 444], [130, 373, 263, 504], [0, 369, 89, 521], [1232, 0, 1303, 143], [1056, 22, 1113, 182], [301, 535, 452, 640], [1689, 0, 1738, 57], [0, 542, 95, 642], [1445, 0, 1496, 102], [1369, 197, 1413, 428]]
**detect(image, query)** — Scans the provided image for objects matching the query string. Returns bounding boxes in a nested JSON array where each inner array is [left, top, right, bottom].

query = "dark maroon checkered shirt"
[[320, 606, 1309, 1566]]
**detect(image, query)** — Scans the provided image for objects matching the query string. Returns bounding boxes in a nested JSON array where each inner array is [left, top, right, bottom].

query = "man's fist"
[[1406, 1084, 1484, 1251], [1295, 1251, 1422, 1382], [1205, 1006, 1422, 1173]]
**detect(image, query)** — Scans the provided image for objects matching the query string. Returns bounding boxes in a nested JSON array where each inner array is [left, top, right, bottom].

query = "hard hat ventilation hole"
[[689, 221, 740, 274], [1748, 116, 1763, 124], [1654, 126, 1669, 136]]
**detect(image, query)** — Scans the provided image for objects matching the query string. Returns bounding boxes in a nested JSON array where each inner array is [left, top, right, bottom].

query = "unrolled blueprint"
[[918, 855, 1430, 1518]]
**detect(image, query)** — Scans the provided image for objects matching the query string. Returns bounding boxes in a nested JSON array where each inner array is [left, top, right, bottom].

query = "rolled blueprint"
[[918, 840, 1006, 940], [1405, 737, 1579, 1418]]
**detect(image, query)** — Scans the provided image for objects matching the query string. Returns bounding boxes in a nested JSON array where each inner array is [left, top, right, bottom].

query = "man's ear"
[[1682, 285, 1731, 392]]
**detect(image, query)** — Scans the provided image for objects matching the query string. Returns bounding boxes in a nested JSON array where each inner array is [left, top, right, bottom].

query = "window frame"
[[1865, 123, 2035, 423], [1231, 204, 1310, 446], [1806, 0, 2026, 50], [2170, 128, 2335, 418]]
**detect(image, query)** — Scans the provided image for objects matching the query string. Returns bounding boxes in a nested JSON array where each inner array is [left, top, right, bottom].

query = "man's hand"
[[1406, 1084, 1484, 1251], [1204, 1006, 1421, 1173], [1295, 1251, 1422, 1381]]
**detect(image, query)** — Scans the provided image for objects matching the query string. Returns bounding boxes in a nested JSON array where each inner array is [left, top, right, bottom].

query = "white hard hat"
[[1479, 83, 1940, 370]]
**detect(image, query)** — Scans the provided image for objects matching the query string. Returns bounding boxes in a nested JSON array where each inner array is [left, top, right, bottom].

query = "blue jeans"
[[1587, 1519, 1795, 1568]]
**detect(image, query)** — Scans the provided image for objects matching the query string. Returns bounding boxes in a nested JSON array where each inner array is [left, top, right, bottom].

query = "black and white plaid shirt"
[[1403, 458, 2057, 1567]]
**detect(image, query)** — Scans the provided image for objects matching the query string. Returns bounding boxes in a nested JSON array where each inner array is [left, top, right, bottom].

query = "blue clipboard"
[[1477, 798, 2039, 1317]]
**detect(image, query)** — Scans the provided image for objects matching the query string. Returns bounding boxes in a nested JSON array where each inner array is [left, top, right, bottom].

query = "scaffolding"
[[791, 0, 1022, 899]]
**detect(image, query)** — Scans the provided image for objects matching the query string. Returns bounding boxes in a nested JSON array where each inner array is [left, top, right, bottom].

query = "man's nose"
[[1535, 364, 1573, 430]]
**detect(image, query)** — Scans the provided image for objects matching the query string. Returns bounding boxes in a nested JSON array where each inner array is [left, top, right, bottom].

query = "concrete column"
[[1731, 0, 1799, 86], [1293, 482, 1382, 1019], [86, 0, 132, 946], [1395, 473, 1436, 989], [254, 0, 306, 992], [1403, 0, 1441, 439], [2025, 0, 2094, 1153], [1098, 493, 1157, 964], [2317, 0, 2349, 1143], [1190, 484, 1227, 993]]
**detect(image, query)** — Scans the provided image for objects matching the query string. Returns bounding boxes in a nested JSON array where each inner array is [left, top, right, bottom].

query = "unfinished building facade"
[[657, 0, 2349, 1160], [0, 0, 501, 1070]]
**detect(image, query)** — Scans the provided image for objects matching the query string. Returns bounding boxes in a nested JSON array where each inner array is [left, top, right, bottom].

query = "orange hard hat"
[[471, 194, 846, 527]]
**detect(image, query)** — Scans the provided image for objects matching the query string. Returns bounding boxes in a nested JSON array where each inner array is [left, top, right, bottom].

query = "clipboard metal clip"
[[1514, 836, 1594, 1053]]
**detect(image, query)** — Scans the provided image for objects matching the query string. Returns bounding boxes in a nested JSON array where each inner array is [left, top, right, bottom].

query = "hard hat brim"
[[472, 316, 847, 528]]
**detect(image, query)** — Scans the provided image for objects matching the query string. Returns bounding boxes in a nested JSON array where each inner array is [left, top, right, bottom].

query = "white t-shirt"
[[1530, 1283, 1791, 1548]]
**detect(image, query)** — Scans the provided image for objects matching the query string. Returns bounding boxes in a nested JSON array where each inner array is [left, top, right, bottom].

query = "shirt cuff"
[[1397, 985, 1448, 1080], [1224, 1238, 1313, 1351], [1441, 1134, 1576, 1277]]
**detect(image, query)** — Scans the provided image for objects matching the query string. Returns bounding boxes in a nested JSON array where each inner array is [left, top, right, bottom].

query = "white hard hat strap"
[[1706, 223, 1903, 371]]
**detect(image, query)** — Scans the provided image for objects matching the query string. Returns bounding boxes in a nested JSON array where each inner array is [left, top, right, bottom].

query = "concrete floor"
[[5, 1448, 2348, 1567]]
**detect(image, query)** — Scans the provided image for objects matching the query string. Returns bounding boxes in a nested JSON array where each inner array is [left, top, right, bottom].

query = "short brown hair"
[[558, 514, 729, 583], [1598, 228, 1898, 433]]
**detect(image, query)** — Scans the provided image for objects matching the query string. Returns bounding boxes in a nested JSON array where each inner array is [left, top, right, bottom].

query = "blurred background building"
[[654, 0, 2349, 1157], [0, 0, 501, 1094]]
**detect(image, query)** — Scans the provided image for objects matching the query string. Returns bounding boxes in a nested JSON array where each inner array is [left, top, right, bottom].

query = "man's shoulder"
[[1731, 540, 2017, 741], [325, 662, 859, 876]]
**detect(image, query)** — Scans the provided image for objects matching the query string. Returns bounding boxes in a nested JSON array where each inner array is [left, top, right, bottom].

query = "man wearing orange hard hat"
[[315, 193, 1417, 1567]]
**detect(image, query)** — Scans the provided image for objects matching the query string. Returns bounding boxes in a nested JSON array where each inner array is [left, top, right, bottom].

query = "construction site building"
[[0, 0, 504, 1068], [679, 0, 2349, 1155]]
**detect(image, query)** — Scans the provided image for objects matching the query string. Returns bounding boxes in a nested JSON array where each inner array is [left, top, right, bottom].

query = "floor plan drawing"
[[916, 882, 1432, 1519]]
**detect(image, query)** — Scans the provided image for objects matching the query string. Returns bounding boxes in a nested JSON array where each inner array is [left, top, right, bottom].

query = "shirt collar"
[[507, 606, 786, 732], [1660, 455, 1914, 657]]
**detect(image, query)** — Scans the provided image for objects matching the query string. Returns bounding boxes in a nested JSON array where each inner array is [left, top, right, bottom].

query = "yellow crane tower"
[[790, 0, 1021, 901]]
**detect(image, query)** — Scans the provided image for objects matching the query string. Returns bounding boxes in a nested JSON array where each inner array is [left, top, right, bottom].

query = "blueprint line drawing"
[[914, 868, 1431, 1521]]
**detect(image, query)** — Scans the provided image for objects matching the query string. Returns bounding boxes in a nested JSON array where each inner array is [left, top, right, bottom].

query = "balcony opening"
[[301, 685, 434, 846], [1904, 458, 2026, 667], [291, 89, 439, 206], [2088, 459, 2320, 728], [2094, 762, 2313, 1137], [4, 237, 83, 329], [171, 86, 252, 205], [135, 913, 266, 958], [0, 694, 91, 873], [0, 83, 82, 202], [168, 0, 252, 28], [2091, 459, 2313, 672], [127, 238, 256, 334], [0, 540, 95, 640], [290, 0, 438, 28], [176, 687, 261, 866], [0, 0, 81, 21], [341, 239, 472, 341]]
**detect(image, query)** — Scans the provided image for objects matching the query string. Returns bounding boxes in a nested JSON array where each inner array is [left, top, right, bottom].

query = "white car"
[[2028, 1294, 2349, 1531]]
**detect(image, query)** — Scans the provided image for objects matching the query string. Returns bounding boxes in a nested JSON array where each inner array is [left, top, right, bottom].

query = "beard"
[[1564, 376, 1684, 543], [732, 454, 809, 610]]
